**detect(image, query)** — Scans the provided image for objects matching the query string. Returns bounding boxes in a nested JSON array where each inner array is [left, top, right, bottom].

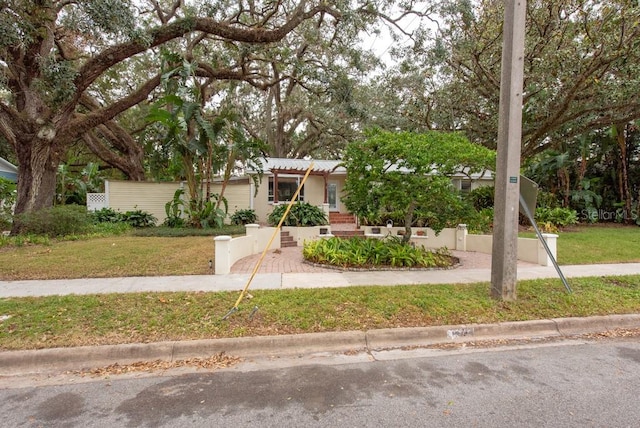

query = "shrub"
[[90, 207, 124, 224], [303, 236, 453, 269], [465, 208, 494, 234], [536, 191, 561, 209], [13, 205, 92, 237], [230, 209, 258, 225], [0, 177, 16, 230], [466, 185, 494, 210], [267, 202, 327, 226], [535, 207, 578, 228], [121, 209, 157, 228], [185, 194, 227, 229], [163, 189, 186, 228]]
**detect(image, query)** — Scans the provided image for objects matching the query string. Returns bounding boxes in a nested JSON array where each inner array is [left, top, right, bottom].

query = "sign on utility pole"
[[491, 0, 527, 301]]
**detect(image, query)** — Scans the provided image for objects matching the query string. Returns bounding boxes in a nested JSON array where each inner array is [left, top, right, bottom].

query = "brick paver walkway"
[[229, 246, 535, 274]]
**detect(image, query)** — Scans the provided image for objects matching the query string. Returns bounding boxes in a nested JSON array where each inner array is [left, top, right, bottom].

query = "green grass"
[[1, 224, 638, 280], [556, 225, 640, 264], [1, 276, 640, 350], [0, 236, 216, 279], [0, 225, 245, 280], [518, 224, 640, 264]]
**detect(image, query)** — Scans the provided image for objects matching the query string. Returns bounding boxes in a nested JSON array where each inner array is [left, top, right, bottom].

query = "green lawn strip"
[[2, 275, 639, 351], [0, 236, 216, 280], [518, 225, 640, 265], [556, 227, 640, 265]]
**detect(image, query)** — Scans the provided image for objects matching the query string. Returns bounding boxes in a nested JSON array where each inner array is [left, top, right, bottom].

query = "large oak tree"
[[0, 0, 340, 226]]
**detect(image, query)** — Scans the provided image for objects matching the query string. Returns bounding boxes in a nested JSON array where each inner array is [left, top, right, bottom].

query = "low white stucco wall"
[[214, 225, 335, 274], [214, 224, 558, 274], [466, 233, 558, 266], [363, 225, 558, 266], [362, 226, 464, 250], [214, 225, 281, 274]]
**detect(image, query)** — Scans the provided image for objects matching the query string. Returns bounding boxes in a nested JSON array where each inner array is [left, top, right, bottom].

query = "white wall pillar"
[[245, 224, 260, 253], [322, 203, 330, 219], [539, 233, 558, 267], [456, 224, 468, 251], [214, 235, 232, 275]]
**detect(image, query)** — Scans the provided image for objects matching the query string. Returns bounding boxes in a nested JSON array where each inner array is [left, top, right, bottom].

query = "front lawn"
[[555, 224, 640, 265], [0, 225, 639, 280]]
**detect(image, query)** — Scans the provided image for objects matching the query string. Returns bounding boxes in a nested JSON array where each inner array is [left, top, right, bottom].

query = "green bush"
[[465, 208, 494, 234], [163, 189, 186, 228], [90, 207, 124, 224], [90, 207, 157, 228], [13, 205, 92, 237], [267, 202, 327, 227], [535, 207, 578, 228], [121, 209, 157, 228], [466, 185, 495, 210], [230, 209, 258, 225], [303, 236, 453, 269], [536, 191, 561, 209]]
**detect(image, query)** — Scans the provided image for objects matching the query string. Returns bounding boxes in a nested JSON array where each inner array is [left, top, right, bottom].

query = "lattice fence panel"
[[87, 193, 107, 211]]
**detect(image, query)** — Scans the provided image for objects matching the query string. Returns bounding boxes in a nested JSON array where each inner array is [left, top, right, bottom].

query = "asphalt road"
[[1, 337, 639, 427]]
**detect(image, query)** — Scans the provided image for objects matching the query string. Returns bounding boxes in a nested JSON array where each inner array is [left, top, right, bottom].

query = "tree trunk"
[[615, 123, 633, 224], [402, 201, 416, 244], [11, 136, 61, 234]]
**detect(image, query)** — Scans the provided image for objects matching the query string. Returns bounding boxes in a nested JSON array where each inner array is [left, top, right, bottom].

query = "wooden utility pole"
[[491, 0, 527, 300]]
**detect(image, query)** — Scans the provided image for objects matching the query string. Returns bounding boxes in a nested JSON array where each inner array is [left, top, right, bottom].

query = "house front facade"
[[90, 157, 493, 226], [248, 158, 494, 225], [249, 158, 348, 224]]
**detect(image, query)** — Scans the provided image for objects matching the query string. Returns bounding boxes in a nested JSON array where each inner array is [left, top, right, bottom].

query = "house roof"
[[250, 157, 493, 180], [254, 158, 347, 175], [0, 157, 18, 182]]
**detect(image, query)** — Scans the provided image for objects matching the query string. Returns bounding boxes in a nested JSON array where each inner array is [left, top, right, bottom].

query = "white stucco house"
[[91, 157, 493, 225], [246, 158, 494, 224]]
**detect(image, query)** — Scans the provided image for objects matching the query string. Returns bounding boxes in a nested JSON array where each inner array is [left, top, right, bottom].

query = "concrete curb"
[[1, 314, 638, 376]]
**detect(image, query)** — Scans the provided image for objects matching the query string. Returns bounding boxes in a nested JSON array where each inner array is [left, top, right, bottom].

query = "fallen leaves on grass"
[[67, 352, 241, 377]]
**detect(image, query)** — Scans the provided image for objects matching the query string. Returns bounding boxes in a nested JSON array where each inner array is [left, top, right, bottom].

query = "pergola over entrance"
[[261, 158, 345, 204]]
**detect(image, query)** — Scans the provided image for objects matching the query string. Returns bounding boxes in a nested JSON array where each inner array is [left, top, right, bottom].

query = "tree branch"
[[62, 74, 162, 143], [74, 3, 339, 96]]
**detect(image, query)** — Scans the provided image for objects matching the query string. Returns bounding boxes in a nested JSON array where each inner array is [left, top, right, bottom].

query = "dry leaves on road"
[[67, 352, 241, 377]]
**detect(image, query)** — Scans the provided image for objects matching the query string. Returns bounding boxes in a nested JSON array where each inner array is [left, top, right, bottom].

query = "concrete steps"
[[280, 230, 296, 247], [331, 229, 365, 239], [329, 212, 356, 224]]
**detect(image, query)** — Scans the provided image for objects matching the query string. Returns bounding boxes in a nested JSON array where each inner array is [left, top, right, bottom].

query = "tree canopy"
[[342, 130, 496, 239], [384, 0, 640, 158]]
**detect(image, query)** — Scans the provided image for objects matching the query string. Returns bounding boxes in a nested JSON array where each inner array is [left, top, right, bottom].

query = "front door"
[[328, 183, 338, 211]]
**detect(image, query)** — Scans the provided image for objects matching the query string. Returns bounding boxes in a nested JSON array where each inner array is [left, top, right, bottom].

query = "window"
[[452, 178, 472, 193], [268, 176, 305, 203]]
